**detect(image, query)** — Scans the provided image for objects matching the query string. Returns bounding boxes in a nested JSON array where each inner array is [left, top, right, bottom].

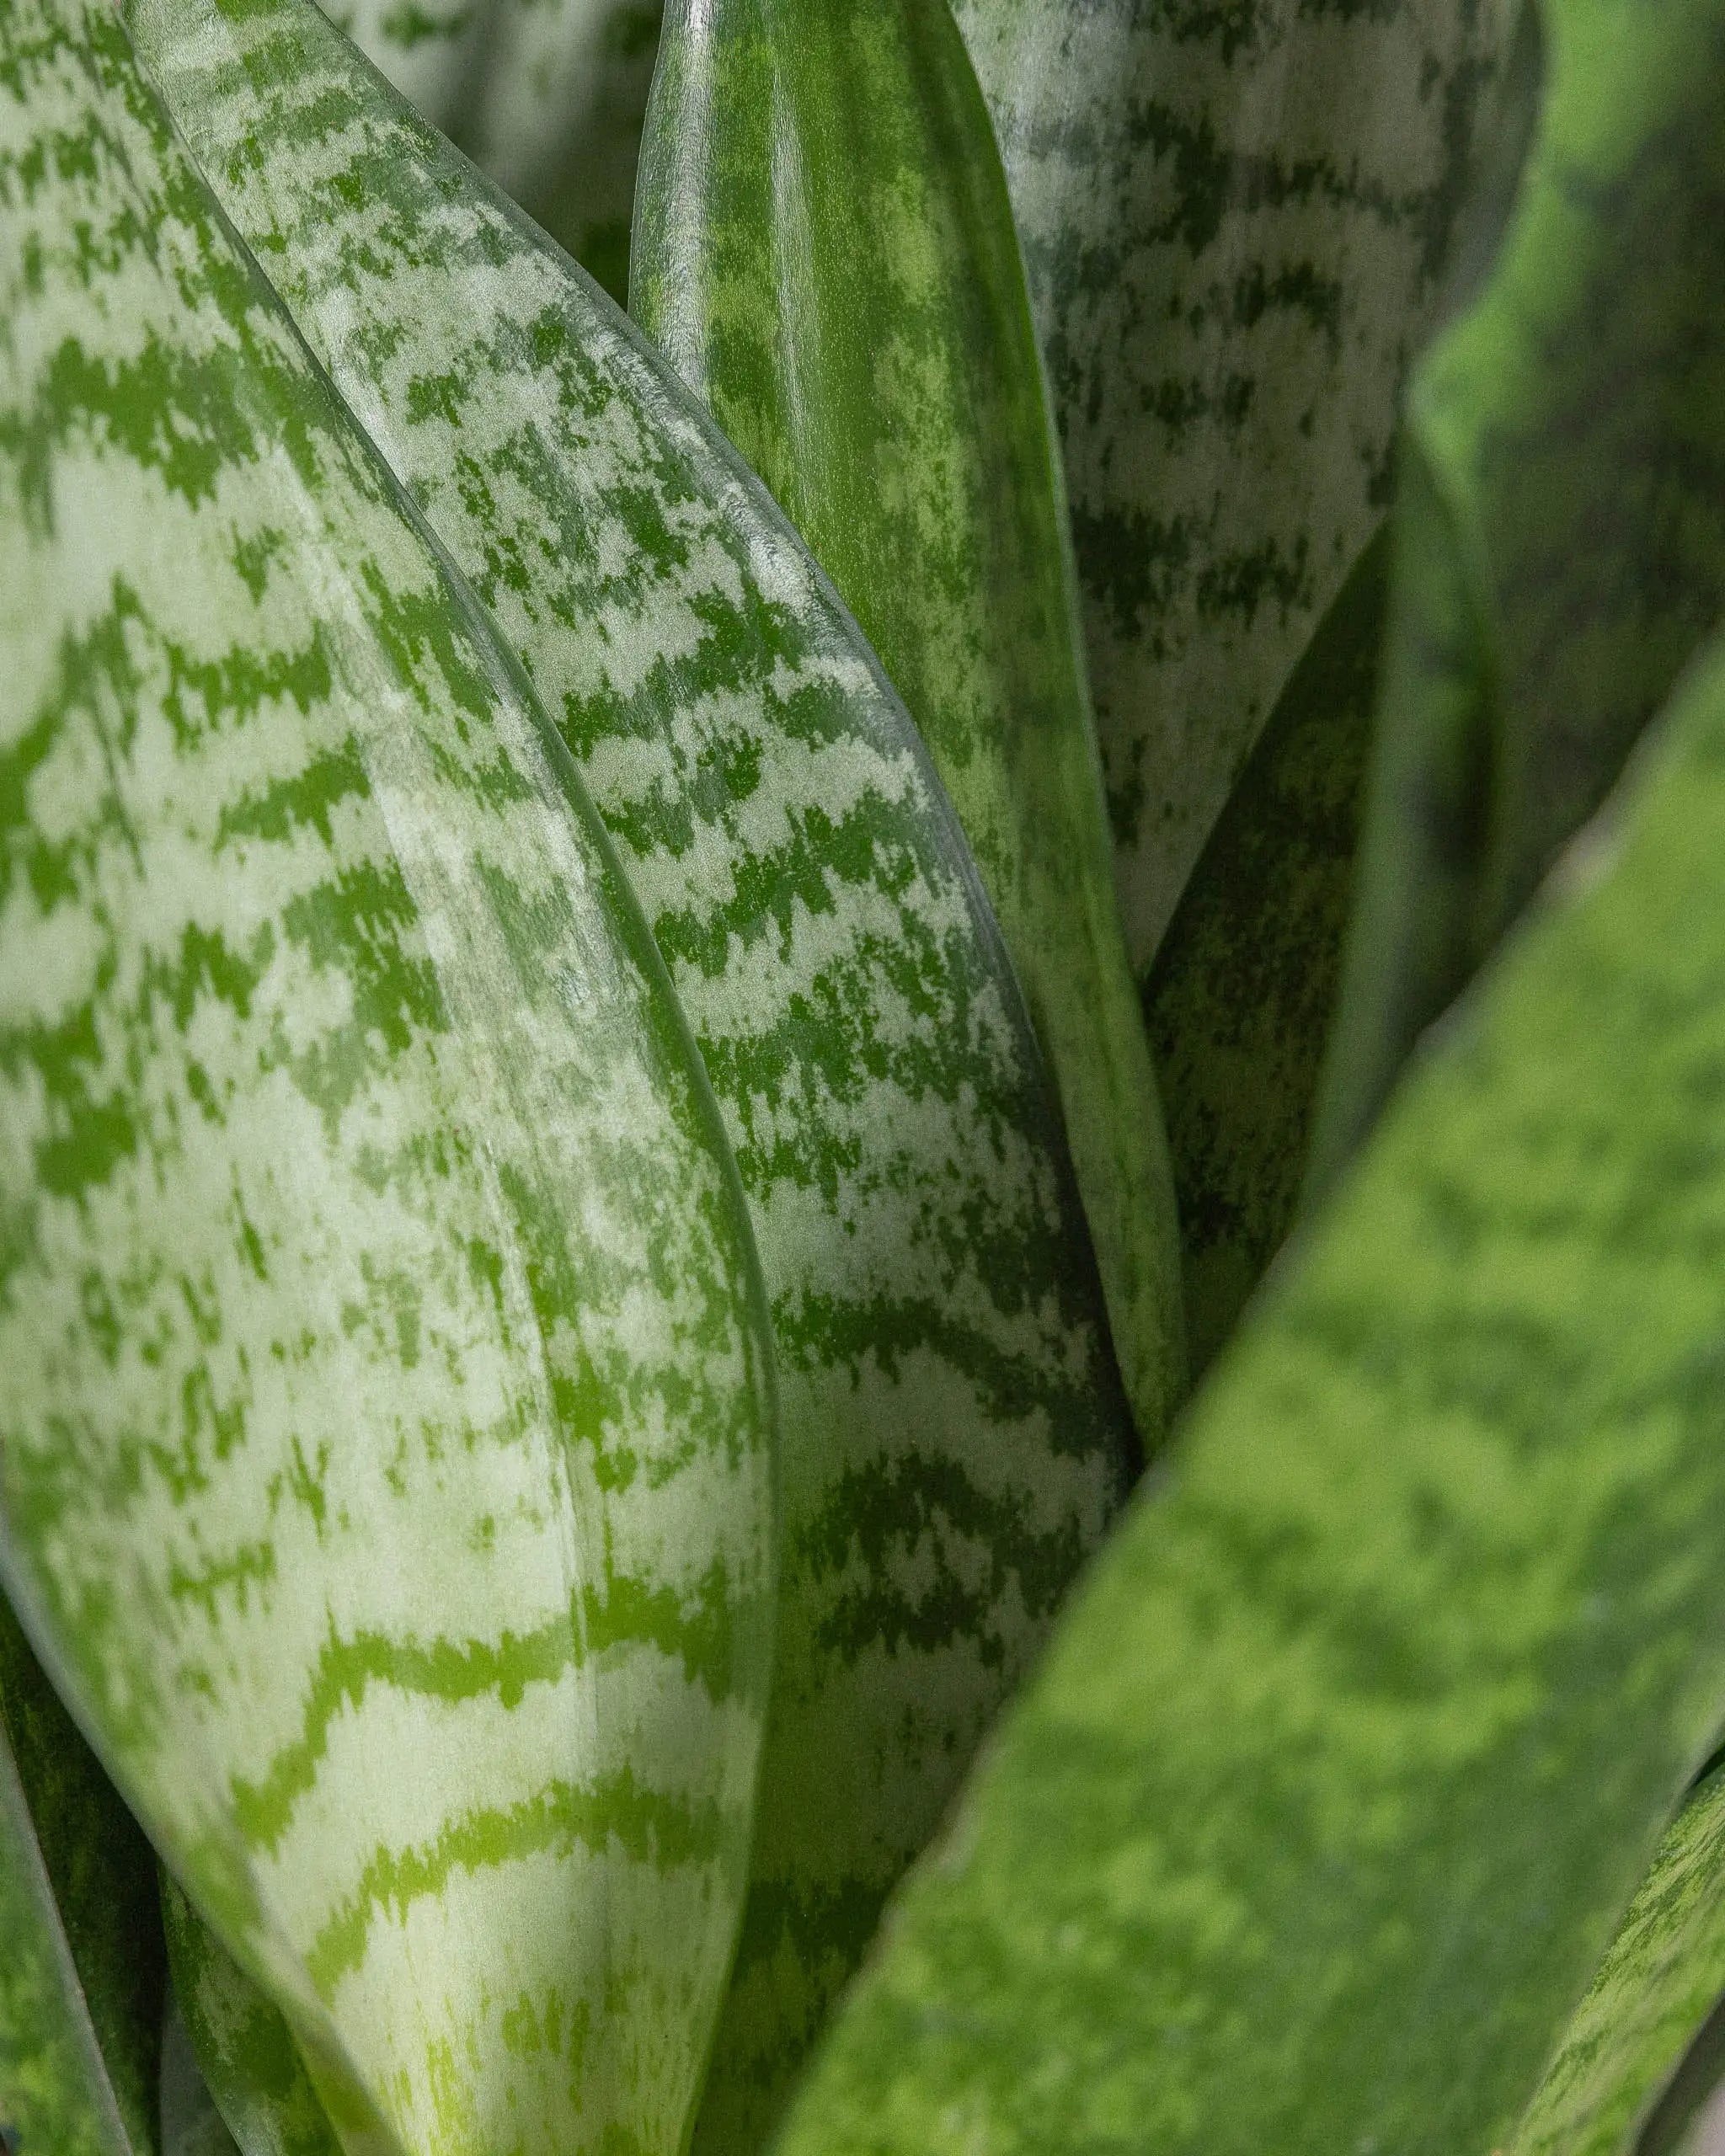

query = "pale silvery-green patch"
[[0, 6, 777, 2154]]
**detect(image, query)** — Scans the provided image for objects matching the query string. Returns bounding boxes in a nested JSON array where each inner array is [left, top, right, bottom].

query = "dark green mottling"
[[1505, 1764, 1725, 2156], [955, 0, 1513, 972], [1145, 525, 1387, 1374], [0, 1595, 162, 2156], [127, 0, 1140, 2148], [633, 0, 1185, 1467], [0, 3, 776, 2148], [1311, 0, 1725, 1187], [774, 625, 1725, 2155]]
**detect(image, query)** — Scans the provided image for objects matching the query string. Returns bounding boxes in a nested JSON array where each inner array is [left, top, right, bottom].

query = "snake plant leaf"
[[1, 1597, 164, 2156], [127, 0, 1140, 2148], [772, 623, 1725, 2156], [452, 0, 664, 302], [315, 0, 492, 142], [159, 1876, 338, 2156], [951, 0, 1519, 974], [1143, 525, 1387, 1375], [0, 7, 778, 2154], [159, 1998, 240, 2156], [631, 0, 1186, 1454], [1308, 0, 1725, 1191], [1505, 1763, 1725, 2156]]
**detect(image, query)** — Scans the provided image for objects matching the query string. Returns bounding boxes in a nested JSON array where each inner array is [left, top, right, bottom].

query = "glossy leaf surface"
[[0, 8, 776, 2153], [1145, 526, 1386, 1374], [1311, 0, 1725, 1186], [0, 1598, 163, 2156], [1509, 1764, 1725, 2156], [128, 1, 1142, 2148], [953, 0, 1515, 971], [632, 0, 1185, 1454], [775, 627, 1725, 2156]]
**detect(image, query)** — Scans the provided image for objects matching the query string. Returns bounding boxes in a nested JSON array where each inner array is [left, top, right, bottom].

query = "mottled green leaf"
[[632, 0, 1185, 1464], [1310, 0, 1725, 1187], [0, 8, 777, 2155], [0, 1596, 164, 2156], [1506, 1763, 1725, 2156], [953, 0, 1515, 974], [1144, 525, 1386, 1374], [127, 0, 1141, 2148], [773, 627, 1725, 2154], [159, 1876, 337, 2156]]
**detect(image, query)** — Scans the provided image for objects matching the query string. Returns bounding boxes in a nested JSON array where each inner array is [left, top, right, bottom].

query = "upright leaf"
[[317, 0, 492, 141], [773, 627, 1725, 2155], [1508, 1764, 1725, 2156], [0, 8, 777, 2154], [1310, 0, 1725, 1187], [126, 0, 1141, 2148], [953, 0, 1518, 970], [0, 1597, 163, 2156], [158, 1993, 240, 2156], [1144, 525, 1388, 1373], [632, 0, 1186, 1451]]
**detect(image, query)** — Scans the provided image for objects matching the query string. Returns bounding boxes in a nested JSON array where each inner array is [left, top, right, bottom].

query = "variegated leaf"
[[158, 1995, 241, 2156], [126, 1, 1142, 2150], [0, 1597, 164, 2156], [1508, 1762, 1725, 2156], [1310, 0, 1725, 1187], [0, 8, 777, 2154], [632, 0, 1185, 1461], [1144, 526, 1387, 1373], [953, 0, 1517, 972], [771, 626, 1725, 2154]]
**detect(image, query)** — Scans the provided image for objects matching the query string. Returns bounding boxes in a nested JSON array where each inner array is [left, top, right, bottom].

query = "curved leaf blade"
[[631, 0, 1186, 1454], [1310, 0, 1725, 1186], [0, 7, 777, 2153], [1144, 525, 1388, 1374], [773, 628, 1725, 2154], [126, 0, 1142, 2147], [953, 0, 1516, 970], [1509, 1764, 1725, 2156]]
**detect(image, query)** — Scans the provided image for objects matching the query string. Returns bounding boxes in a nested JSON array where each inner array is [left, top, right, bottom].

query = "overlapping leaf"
[[1143, 527, 1387, 1373], [0, 8, 777, 2153], [126, 3, 1143, 2149], [772, 624, 1725, 2156], [0, 1598, 164, 2156], [953, 0, 1518, 972], [1508, 1764, 1725, 2156], [632, 0, 1184, 1459], [1311, 0, 1725, 1186]]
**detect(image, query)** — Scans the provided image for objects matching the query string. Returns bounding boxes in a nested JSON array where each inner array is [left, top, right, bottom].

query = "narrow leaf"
[[632, 0, 1185, 1460], [1309, 0, 1725, 1187], [773, 627, 1725, 2154], [0, 9, 777, 2156], [1507, 1762, 1725, 2156], [0, 1597, 163, 2156], [1144, 525, 1387, 1374], [158, 1994, 240, 2156], [125, 0, 1141, 2148], [953, 0, 1518, 969]]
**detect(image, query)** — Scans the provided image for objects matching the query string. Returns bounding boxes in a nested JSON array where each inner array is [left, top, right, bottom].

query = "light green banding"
[[0, 7, 777, 2153], [773, 626, 1725, 2155], [632, 0, 1185, 1461], [125, 0, 1143, 2145], [954, 0, 1514, 972]]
